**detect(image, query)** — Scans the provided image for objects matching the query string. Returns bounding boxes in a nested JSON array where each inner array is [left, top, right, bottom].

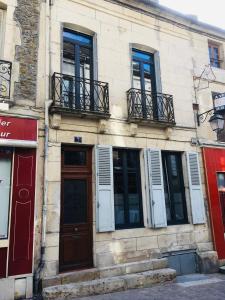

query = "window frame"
[[0, 148, 13, 241], [208, 42, 222, 68], [132, 48, 156, 93], [62, 28, 94, 110], [162, 151, 188, 226], [63, 28, 93, 79], [113, 148, 144, 230], [216, 172, 225, 232]]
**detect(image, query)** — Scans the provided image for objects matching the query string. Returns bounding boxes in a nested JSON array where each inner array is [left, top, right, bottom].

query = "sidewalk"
[[71, 274, 225, 300]]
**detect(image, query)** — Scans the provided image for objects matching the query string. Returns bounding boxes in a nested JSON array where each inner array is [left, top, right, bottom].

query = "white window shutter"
[[145, 149, 167, 228], [186, 152, 205, 224], [96, 145, 115, 232]]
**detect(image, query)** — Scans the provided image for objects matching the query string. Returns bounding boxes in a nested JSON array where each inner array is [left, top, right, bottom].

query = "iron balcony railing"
[[127, 88, 175, 124], [0, 60, 12, 100], [52, 73, 110, 115]]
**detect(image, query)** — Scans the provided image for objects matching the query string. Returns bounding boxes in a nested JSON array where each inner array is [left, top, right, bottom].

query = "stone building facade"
[[1, 0, 225, 299], [42, 0, 225, 286]]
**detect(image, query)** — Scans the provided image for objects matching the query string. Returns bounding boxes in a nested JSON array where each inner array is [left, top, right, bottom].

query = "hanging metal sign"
[[213, 92, 225, 112]]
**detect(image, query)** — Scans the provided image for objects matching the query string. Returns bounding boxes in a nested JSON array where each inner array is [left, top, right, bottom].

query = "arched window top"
[[63, 23, 95, 37], [130, 43, 158, 54]]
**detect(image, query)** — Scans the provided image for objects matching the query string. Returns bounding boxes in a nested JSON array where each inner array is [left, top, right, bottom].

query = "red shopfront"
[[0, 116, 37, 279], [203, 147, 225, 260]]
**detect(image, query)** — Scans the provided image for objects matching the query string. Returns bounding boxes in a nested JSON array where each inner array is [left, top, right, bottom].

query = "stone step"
[[219, 266, 225, 274], [43, 258, 168, 288], [42, 268, 176, 300]]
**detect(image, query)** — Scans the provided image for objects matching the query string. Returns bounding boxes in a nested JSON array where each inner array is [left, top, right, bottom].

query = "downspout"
[[34, 0, 52, 294]]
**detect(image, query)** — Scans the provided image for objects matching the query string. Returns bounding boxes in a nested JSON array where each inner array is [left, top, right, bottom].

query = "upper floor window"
[[62, 29, 94, 110], [132, 49, 156, 93], [208, 42, 222, 68], [162, 152, 188, 225], [63, 29, 92, 81], [52, 28, 109, 115]]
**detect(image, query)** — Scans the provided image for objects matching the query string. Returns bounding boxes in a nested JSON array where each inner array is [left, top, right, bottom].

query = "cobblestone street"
[[72, 274, 225, 300]]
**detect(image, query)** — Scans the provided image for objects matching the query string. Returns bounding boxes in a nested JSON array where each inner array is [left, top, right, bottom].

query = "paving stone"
[[70, 274, 225, 300]]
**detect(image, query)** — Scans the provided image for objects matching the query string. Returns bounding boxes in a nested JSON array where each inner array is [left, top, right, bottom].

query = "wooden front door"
[[60, 146, 93, 272]]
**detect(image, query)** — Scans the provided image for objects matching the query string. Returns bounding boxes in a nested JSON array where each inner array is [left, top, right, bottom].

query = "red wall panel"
[[203, 147, 225, 259], [8, 148, 36, 276], [0, 248, 7, 278]]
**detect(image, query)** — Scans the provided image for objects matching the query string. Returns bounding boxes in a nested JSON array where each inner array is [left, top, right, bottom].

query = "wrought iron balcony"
[[0, 60, 12, 100], [51, 73, 110, 118], [127, 88, 175, 125]]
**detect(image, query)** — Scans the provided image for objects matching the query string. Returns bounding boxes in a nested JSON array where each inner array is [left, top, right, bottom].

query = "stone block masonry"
[[14, 0, 41, 101]]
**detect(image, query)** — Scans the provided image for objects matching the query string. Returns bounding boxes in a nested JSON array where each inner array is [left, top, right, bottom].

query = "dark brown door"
[[59, 146, 93, 272]]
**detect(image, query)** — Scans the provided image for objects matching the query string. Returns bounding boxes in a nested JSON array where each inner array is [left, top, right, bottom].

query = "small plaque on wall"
[[74, 136, 82, 143]]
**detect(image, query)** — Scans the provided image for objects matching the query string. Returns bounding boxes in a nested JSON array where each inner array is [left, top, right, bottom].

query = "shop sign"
[[0, 116, 37, 141], [213, 93, 225, 112]]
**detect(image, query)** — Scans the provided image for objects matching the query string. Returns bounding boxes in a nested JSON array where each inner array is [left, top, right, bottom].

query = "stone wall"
[[13, 0, 41, 101]]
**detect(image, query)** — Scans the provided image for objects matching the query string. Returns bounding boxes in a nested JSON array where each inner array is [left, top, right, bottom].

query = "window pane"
[[162, 152, 187, 224], [132, 61, 141, 90], [64, 150, 86, 166], [127, 151, 138, 169], [163, 165, 172, 222], [143, 63, 152, 91], [217, 173, 225, 232], [63, 42, 75, 79], [113, 150, 123, 169], [63, 30, 91, 45], [0, 157, 12, 239], [80, 47, 91, 79], [128, 173, 140, 224], [132, 49, 153, 63], [217, 173, 225, 190], [114, 172, 125, 226], [63, 179, 87, 224], [113, 149, 143, 229]]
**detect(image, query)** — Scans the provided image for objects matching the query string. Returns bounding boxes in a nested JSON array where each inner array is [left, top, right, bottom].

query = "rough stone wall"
[[13, 0, 41, 101]]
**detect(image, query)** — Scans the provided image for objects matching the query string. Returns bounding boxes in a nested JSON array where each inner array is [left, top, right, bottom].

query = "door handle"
[[74, 227, 78, 232]]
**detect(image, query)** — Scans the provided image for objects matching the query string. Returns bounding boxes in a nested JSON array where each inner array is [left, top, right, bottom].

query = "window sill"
[[167, 221, 189, 226], [115, 224, 144, 230]]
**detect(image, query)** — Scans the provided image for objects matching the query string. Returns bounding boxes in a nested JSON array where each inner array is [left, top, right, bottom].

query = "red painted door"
[[8, 148, 36, 276], [203, 147, 225, 259]]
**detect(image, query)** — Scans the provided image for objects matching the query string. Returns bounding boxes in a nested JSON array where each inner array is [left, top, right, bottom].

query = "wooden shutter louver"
[[187, 152, 205, 224], [145, 149, 167, 228], [96, 145, 115, 232]]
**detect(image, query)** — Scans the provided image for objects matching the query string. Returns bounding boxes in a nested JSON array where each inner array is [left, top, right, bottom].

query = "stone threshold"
[[42, 268, 176, 299], [42, 258, 168, 288]]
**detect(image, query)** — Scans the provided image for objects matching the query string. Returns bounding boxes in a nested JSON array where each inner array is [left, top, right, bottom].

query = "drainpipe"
[[34, 0, 52, 294]]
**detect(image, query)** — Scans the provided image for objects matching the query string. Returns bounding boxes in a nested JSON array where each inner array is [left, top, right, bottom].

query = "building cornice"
[[105, 0, 225, 41]]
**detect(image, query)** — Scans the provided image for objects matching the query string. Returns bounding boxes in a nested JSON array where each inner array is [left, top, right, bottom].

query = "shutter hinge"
[[97, 202, 100, 208]]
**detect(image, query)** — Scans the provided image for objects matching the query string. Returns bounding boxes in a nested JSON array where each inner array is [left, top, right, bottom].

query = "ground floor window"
[[113, 149, 143, 229], [162, 151, 188, 225], [0, 148, 12, 240], [217, 173, 225, 232]]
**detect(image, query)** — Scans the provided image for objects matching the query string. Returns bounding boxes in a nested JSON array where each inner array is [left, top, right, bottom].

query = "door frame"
[[59, 145, 93, 272]]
